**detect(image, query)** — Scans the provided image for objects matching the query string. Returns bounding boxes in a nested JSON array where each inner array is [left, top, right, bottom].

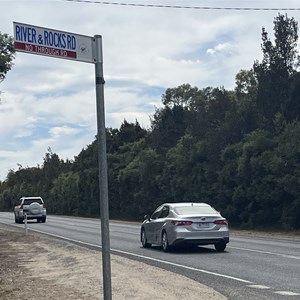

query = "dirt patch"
[[0, 224, 226, 300]]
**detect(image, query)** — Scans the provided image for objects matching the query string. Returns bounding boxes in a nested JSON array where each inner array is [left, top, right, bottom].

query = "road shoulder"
[[0, 223, 227, 300]]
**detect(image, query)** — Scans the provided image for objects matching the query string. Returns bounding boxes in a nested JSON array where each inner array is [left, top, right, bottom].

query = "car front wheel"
[[141, 229, 151, 248]]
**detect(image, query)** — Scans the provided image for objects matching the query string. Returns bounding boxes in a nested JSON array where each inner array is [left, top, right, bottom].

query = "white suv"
[[14, 197, 46, 223]]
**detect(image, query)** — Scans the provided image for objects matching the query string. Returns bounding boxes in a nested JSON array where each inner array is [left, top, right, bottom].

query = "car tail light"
[[214, 219, 228, 226], [20, 203, 24, 209], [173, 221, 193, 226]]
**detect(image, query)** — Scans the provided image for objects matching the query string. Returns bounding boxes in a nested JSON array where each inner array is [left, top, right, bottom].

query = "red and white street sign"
[[13, 22, 96, 63]]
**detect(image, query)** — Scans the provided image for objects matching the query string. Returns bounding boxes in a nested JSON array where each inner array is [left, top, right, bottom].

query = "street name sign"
[[13, 22, 96, 63]]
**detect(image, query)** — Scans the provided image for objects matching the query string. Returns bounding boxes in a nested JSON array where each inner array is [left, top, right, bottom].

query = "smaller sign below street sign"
[[13, 22, 96, 63]]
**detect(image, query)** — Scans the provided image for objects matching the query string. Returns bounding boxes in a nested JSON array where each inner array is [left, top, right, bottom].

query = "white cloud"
[[207, 42, 235, 56], [49, 126, 82, 139]]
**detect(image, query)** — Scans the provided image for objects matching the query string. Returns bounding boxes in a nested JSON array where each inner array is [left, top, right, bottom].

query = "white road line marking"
[[112, 248, 254, 283], [247, 285, 270, 289], [229, 246, 300, 260], [274, 291, 300, 296]]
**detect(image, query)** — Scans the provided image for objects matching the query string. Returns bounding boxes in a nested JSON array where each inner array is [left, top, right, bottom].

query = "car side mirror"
[[143, 214, 150, 221]]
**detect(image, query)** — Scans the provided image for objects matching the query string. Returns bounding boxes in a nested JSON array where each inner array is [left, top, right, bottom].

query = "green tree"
[[77, 168, 99, 217], [0, 32, 15, 83], [161, 134, 209, 203], [253, 14, 300, 126], [0, 32, 15, 102], [149, 105, 187, 152], [275, 121, 300, 229], [118, 120, 146, 144], [235, 69, 258, 96], [234, 70, 259, 135], [162, 83, 199, 108], [50, 172, 80, 215], [43, 148, 67, 185], [286, 72, 300, 120]]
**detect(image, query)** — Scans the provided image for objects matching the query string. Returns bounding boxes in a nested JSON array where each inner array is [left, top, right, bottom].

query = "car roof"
[[21, 196, 43, 200], [163, 202, 211, 208]]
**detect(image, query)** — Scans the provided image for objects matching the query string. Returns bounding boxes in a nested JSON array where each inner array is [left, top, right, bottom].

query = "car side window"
[[151, 206, 163, 220], [160, 206, 169, 218], [151, 206, 169, 219]]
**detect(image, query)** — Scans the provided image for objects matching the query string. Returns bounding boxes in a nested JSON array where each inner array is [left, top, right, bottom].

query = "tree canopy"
[[0, 32, 15, 83]]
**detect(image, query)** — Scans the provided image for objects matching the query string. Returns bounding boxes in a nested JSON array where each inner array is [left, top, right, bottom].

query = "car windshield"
[[174, 205, 217, 215]]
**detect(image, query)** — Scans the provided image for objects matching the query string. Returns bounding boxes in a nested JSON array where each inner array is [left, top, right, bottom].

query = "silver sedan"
[[140, 202, 229, 252]]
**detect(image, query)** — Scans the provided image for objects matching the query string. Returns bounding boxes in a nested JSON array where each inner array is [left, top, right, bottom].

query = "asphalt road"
[[0, 212, 299, 300]]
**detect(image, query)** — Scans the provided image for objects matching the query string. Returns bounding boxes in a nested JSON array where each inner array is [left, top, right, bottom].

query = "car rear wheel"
[[141, 229, 151, 248], [162, 231, 171, 252], [215, 242, 226, 252]]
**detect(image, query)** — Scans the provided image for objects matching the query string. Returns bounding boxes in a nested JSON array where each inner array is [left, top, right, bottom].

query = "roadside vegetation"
[[1, 14, 300, 230]]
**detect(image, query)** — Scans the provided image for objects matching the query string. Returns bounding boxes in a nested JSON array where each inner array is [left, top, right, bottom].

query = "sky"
[[1, 0, 300, 181]]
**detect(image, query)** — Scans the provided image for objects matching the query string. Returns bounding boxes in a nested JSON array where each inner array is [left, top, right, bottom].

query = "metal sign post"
[[94, 35, 112, 300], [13, 22, 112, 300], [24, 213, 28, 235]]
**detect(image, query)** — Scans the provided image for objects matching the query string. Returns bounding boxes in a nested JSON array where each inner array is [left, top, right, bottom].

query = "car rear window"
[[174, 206, 217, 215], [23, 198, 43, 205]]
